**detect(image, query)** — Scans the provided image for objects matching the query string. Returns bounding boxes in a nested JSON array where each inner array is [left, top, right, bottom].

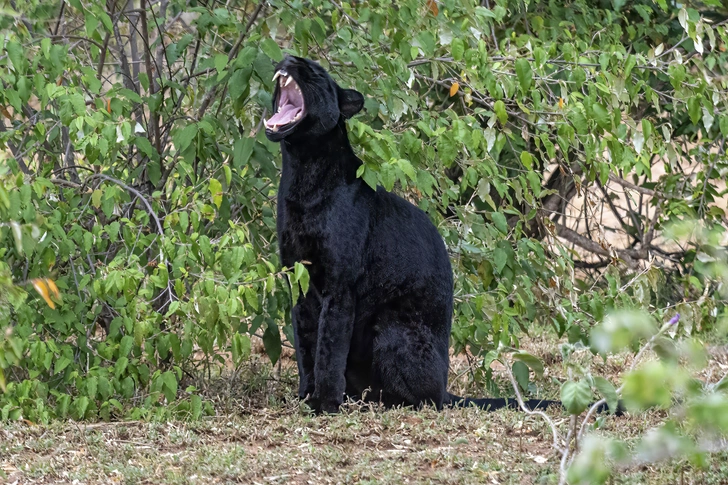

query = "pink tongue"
[[266, 103, 301, 126]]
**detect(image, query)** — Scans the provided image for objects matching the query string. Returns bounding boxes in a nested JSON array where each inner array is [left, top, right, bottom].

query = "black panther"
[[263, 55, 587, 415]]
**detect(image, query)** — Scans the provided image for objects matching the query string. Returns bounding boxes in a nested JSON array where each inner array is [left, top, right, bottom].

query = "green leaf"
[[233, 137, 255, 169], [561, 380, 592, 415], [244, 286, 259, 311], [56, 394, 70, 418], [134, 136, 157, 161], [121, 376, 134, 398], [6, 41, 26, 72], [174, 124, 198, 153], [260, 38, 283, 62], [397, 159, 416, 181], [380, 163, 396, 191], [293, 262, 310, 294], [569, 110, 588, 135], [231, 333, 251, 364], [214, 54, 228, 74], [229, 66, 253, 102], [98, 377, 111, 400], [209, 178, 223, 209], [494, 100, 507, 125], [592, 103, 611, 131], [119, 335, 134, 358], [69, 93, 86, 116], [223, 165, 232, 186], [490, 212, 508, 235], [162, 370, 178, 402], [515, 58, 532, 92], [115, 356, 129, 378], [235, 46, 258, 68], [299, 267, 310, 295], [642, 119, 653, 141], [416, 31, 435, 56], [262, 321, 282, 365], [54, 356, 72, 374], [520, 151, 533, 170], [493, 247, 508, 274], [513, 351, 544, 378], [513, 361, 530, 391], [97, 10, 113, 32], [293, 261, 305, 282], [624, 54, 637, 77], [688, 97, 702, 125], [451, 38, 465, 61], [74, 396, 90, 419], [91, 189, 102, 209], [86, 376, 98, 400], [593, 376, 619, 414], [147, 161, 161, 187], [190, 395, 203, 419]]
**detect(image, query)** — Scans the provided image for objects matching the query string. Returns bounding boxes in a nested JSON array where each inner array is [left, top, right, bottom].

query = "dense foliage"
[[1, 0, 728, 480]]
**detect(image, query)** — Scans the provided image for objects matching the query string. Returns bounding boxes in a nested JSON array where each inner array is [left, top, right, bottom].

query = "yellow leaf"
[[31, 278, 56, 309], [558, 97, 565, 110], [45, 278, 61, 300], [449, 82, 459, 97]]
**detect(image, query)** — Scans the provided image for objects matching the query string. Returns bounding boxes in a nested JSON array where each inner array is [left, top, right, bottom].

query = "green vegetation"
[[1, 0, 727, 482]]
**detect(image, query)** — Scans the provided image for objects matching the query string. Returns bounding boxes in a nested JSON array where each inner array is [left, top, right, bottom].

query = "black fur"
[[265, 55, 614, 416]]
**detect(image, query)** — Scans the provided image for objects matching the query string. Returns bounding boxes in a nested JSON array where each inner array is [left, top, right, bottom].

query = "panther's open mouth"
[[264, 70, 305, 132]]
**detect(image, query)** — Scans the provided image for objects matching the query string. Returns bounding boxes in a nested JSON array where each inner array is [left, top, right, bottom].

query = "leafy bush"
[[1, 1, 727, 474]]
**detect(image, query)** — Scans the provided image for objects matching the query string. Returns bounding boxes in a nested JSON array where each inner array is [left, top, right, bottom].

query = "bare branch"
[[608, 174, 661, 198], [139, 0, 160, 154]]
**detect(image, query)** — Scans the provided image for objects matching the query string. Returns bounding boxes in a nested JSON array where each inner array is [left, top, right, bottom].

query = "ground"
[[2, 331, 728, 484]]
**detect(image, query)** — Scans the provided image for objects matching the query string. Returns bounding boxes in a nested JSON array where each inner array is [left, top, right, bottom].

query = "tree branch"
[[608, 174, 661, 198], [197, 1, 266, 120], [554, 222, 649, 267]]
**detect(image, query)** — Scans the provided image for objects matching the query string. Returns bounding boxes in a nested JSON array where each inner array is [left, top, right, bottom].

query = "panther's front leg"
[[309, 289, 355, 414], [291, 294, 321, 401]]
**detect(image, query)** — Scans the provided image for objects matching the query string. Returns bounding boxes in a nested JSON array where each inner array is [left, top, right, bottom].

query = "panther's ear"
[[338, 87, 364, 119]]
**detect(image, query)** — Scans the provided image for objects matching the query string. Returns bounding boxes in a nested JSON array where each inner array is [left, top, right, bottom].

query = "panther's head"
[[264, 55, 364, 142]]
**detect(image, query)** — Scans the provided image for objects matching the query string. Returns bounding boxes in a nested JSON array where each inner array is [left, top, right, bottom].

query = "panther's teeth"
[[283, 76, 293, 87], [273, 70, 289, 83], [293, 113, 301, 121], [294, 84, 301, 93]]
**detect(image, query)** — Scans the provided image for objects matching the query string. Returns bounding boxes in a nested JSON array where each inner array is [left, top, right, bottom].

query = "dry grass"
[[3, 329, 728, 484]]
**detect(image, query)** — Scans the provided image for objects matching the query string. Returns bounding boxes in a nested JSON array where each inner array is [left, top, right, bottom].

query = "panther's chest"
[[278, 198, 330, 266]]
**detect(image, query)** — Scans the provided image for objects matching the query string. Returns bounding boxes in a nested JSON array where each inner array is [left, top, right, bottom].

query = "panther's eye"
[[264, 70, 306, 132]]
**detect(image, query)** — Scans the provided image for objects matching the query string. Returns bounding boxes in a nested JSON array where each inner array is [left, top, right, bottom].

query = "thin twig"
[[502, 356, 565, 455], [197, 1, 266, 120]]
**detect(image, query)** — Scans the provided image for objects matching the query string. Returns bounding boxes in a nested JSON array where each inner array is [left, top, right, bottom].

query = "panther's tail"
[[445, 393, 623, 415]]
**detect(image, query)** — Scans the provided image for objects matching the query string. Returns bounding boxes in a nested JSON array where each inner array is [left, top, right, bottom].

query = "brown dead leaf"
[[427, 0, 438, 17]]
